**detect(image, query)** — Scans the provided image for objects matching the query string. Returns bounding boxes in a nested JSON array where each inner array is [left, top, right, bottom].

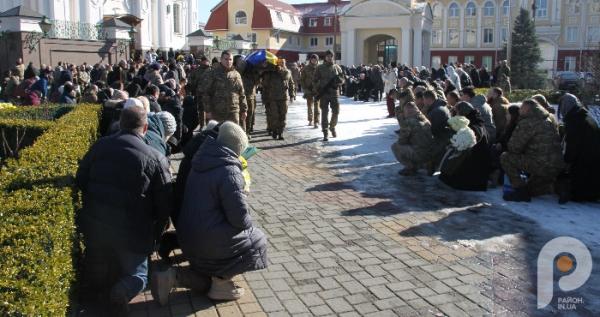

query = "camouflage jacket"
[[188, 64, 211, 97], [508, 104, 564, 170], [261, 67, 295, 101], [313, 61, 345, 97], [202, 64, 247, 114], [300, 63, 318, 97], [398, 113, 434, 160]]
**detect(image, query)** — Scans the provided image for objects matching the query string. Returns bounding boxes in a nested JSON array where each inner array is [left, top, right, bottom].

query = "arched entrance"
[[364, 34, 397, 65]]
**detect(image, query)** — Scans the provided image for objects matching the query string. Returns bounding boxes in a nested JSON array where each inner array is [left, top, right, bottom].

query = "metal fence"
[[47, 20, 106, 41]]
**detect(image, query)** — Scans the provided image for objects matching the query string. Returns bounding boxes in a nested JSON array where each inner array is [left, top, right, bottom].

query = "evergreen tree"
[[509, 9, 544, 89]]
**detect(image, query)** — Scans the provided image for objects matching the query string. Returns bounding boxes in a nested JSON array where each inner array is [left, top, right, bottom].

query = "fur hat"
[[123, 98, 144, 110], [156, 111, 177, 137], [217, 121, 248, 156]]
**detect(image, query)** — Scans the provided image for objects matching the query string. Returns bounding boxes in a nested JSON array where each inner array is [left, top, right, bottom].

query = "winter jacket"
[[177, 138, 268, 277], [202, 64, 247, 115], [262, 67, 294, 101], [507, 104, 564, 172], [75, 131, 173, 254], [398, 113, 434, 161], [314, 61, 345, 97], [383, 70, 398, 94], [563, 107, 600, 201], [145, 113, 169, 156], [440, 111, 491, 191], [446, 66, 461, 91], [470, 95, 497, 144], [425, 99, 451, 138], [489, 96, 510, 140]]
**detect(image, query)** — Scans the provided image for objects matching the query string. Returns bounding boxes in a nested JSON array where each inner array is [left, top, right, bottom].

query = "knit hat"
[[156, 111, 177, 137], [123, 98, 144, 110], [203, 120, 219, 131], [455, 101, 475, 117], [217, 121, 248, 156]]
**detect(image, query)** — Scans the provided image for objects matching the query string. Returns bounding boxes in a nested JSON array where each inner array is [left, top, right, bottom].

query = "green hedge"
[[0, 119, 54, 160], [0, 105, 74, 121], [0, 104, 101, 316], [474, 88, 562, 104]]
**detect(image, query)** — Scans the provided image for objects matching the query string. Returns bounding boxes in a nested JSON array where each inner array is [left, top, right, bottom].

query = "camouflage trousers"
[[306, 95, 320, 124], [269, 100, 288, 134], [212, 111, 240, 125], [245, 94, 256, 134], [391, 142, 426, 170], [319, 94, 339, 132], [501, 152, 561, 195]]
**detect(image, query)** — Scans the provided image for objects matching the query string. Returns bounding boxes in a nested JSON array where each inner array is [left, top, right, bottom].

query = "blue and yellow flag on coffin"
[[245, 49, 278, 66]]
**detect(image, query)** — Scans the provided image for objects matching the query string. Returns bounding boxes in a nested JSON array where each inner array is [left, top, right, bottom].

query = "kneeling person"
[[391, 102, 434, 175]]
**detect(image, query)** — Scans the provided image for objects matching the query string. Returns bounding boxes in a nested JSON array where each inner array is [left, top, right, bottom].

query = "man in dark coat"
[[422, 90, 452, 173], [558, 94, 600, 202], [75, 106, 173, 313], [176, 122, 267, 300]]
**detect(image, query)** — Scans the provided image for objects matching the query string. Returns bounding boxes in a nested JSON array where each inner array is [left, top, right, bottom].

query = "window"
[[325, 37, 334, 46], [465, 2, 477, 16], [276, 11, 283, 22], [502, 0, 510, 16], [246, 33, 257, 43], [235, 11, 247, 24], [448, 56, 458, 65], [433, 4, 443, 17], [501, 27, 508, 43], [324, 17, 332, 26], [568, 0, 581, 14], [483, 1, 495, 16], [483, 28, 494, 44], [448, 29, 459, 45], [465, 29, 476, 45], [535, 0, 547, 18], [566, 27, 578, 42], [173, 3, 181, 33], [449, 3, 460, 17], [289, 15, 296, 24], [565, 56, 577, 71], [309, 18, 318, 27], [432, 29, 442, 45], [482, 56, 493, 69], [588, 26, 600, 43], [464, 56, 475, 64], [310, 37, 318, 47]]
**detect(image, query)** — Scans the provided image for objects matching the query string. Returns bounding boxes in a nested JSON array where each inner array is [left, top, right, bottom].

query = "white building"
[[0, 0, 199, 51]]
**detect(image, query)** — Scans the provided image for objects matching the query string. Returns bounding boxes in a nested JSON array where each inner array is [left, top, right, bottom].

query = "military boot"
[[330, 128, 337, 138], [322, 130, 329, 141]]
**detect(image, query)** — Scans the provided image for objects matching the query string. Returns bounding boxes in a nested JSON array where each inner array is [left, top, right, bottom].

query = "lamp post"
[[39, 16, 52, 37]]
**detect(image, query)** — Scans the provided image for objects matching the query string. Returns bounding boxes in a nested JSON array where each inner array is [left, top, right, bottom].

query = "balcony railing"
[[47, 20, 107, 41]]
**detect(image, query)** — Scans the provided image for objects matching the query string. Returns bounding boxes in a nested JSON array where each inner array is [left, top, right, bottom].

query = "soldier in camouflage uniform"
[[391, 102, 434, 176], [201, 51, 247, 125], [234, 55, 261, 135], [300, 54, 320, 128], [495, 60, 511, 94], [314, 50, 345, 141], [261, 60, 295, 140], [501, 99, 564, 202], [188, 56, 211, 128]]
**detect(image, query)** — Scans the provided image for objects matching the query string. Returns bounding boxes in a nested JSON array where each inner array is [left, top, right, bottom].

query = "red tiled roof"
[[205, 0, 228, 31], [252, 0, 274, 29]]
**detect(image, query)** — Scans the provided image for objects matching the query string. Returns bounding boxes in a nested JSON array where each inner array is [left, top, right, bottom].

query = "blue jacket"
[[177, 138, 267, 277]]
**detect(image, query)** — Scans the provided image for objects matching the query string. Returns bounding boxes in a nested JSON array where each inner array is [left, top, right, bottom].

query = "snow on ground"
[[282, 93, 600, 253]]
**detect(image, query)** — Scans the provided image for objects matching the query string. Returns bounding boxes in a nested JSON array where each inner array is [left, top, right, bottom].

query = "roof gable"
[[205, 0, 229, 31]]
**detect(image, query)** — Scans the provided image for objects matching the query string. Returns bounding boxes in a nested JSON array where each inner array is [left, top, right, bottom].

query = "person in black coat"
[[75, 106, 173, 312], [440, 102, 491, 191], [181, 95, 199, 146], [479, 67, 491, 87], [558, 94, 600, 202]]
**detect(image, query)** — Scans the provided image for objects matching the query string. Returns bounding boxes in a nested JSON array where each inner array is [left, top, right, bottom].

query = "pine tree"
[[509, 9, 545, 89]]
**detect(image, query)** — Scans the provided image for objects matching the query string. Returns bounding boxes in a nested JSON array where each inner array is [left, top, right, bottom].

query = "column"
[[459, 7, 464, 48], [79, 0, 89, 23], [413, 28, 422, 67], [158, 0, 167, 50], [401, 27, 411, 66], [346, 28, 356, 66]]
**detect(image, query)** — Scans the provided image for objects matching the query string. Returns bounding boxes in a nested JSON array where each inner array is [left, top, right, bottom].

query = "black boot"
[[272, 131, 277, 139], [278, 133, 284, 140], [322, 130, 329, 141], [503, 187, 531, 202]]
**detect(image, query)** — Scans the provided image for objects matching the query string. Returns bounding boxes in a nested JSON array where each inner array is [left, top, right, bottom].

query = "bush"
[[0, 104, 101, 316], [0, 119, 54, 160], [474, 88, 561, 104], [0, 104, 74, 121]]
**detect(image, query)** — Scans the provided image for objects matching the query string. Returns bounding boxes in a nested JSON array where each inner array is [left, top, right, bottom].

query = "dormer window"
[[235, 11, 247, 24]]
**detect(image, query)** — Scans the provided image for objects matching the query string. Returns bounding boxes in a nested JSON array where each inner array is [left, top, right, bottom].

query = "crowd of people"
[[2, 47, 599, 314]]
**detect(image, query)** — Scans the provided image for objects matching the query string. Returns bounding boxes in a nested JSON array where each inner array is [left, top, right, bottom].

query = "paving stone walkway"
[[123, 100, 599, 317]]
